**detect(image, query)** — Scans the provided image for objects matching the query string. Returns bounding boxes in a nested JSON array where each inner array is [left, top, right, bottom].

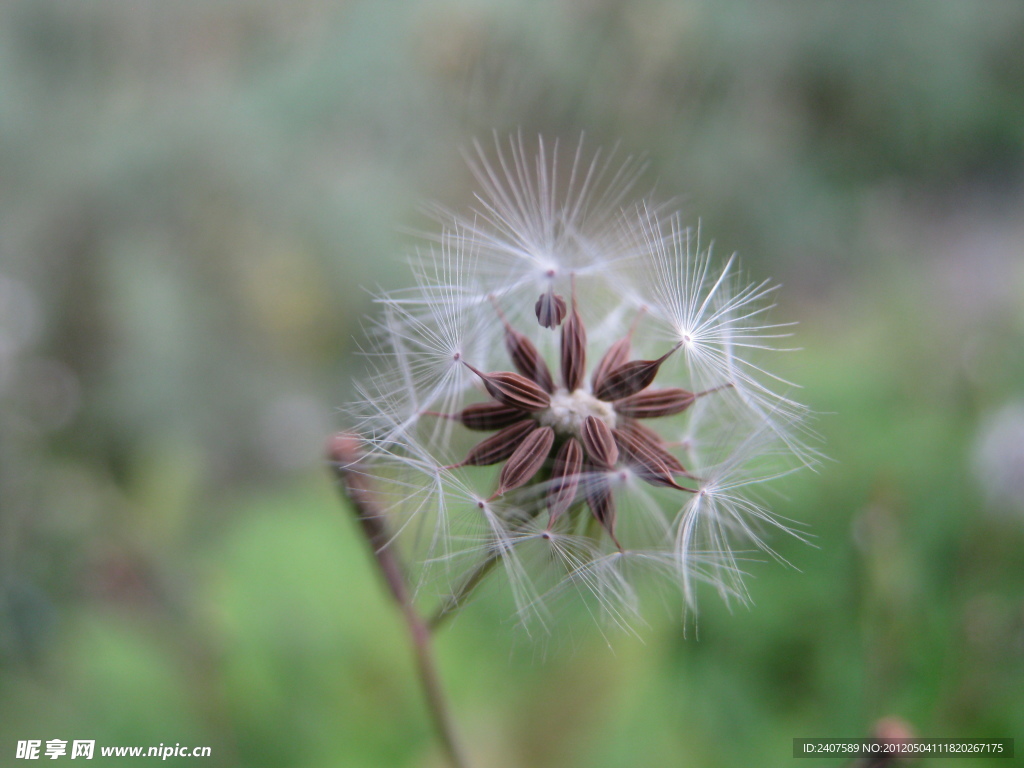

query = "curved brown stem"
[[328, 434, 471, 768]]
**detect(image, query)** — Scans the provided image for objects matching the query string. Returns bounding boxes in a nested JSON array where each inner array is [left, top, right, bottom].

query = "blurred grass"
[[2, 1, 1024, 766]]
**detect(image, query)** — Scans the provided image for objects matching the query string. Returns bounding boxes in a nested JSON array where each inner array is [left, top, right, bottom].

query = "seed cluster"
[[437, 286, 722, 549]]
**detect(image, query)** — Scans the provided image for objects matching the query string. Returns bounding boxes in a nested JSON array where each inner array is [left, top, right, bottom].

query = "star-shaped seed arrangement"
[[431, 284, 728, 549]]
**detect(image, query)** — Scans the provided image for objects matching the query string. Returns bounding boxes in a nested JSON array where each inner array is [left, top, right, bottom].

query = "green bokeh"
[[2, 2, 1023, 766]]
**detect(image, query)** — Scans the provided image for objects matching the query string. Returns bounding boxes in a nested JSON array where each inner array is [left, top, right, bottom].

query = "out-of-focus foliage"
[[1, 1, 1023, 766]]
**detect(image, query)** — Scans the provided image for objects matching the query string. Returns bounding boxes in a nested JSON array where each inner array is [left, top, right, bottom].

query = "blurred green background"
[[2, 1, 1023, 766]]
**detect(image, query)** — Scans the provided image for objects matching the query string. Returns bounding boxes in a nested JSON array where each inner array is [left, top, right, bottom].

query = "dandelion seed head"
[[340, 135, 818, 634]]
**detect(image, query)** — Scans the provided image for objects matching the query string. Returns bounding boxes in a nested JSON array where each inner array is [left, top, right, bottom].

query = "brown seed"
[[560, 305, 586, 391], [463, 363, 551, 412], [593, 342, 682, 402], [619, 422, 690, 475], [591, 337, 631, 394], [453, 420, 537, 467], [613, 388, 696, 419], [581, 415, 619, 469], [546, 437, 583, 526], [615, 417, 666, 449], [504, 326, 555, 393], [613, 427, 695, 490], [535, 288, 567, 329], [582, 464, 621, 548], [422, 404, 523, 431], [615, 383, 732, 418], [493, 426, 555, 498], [590, 309, 645, 392], [490, 296, 556, 392], [458, 401, 529, 431], [615, 419, 688, 475]]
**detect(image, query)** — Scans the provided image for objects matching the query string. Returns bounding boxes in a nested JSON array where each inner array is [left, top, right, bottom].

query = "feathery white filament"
[[342, 135, 817, 633]]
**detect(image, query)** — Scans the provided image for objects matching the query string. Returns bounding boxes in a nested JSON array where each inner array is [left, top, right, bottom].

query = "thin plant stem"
[[430, 498, 590, 630], [327, 434, 470, 768], [400, 602, 467, 768], [429, 551, 502, 631]]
